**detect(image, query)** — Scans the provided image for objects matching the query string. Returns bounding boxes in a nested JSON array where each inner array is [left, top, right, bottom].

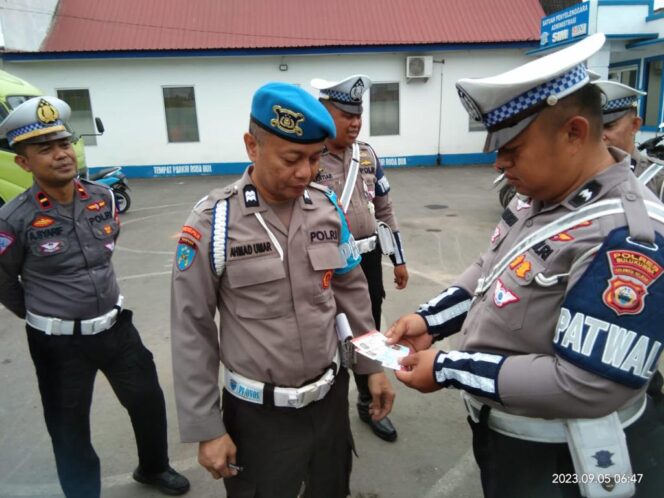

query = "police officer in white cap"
[[0, 97, 189, 497], [387, 33, 664, 497], [311, 74, 408, 442], [594, 80, 664, 200]]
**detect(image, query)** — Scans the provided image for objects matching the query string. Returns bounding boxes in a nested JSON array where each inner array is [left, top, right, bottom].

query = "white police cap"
[[593, 80, 646, 124], [311, 75, 372, 115], [0, 96, 72, 147], [456, 33, 606, 152]]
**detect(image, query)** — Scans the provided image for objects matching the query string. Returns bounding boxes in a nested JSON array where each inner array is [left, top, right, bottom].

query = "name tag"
[[228, 240, 275, 261]]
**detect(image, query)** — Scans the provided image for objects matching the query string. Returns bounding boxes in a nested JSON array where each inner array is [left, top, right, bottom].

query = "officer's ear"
[[13, 150, 33, 173], [244, 132, 259, 163], [630, 114, 643, 136], [563, 115, 590, 150]]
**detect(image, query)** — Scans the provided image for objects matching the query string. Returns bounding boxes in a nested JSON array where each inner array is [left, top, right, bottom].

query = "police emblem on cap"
[[349, 78, 365, 102], [271, 105, 305, 136], [37, 99, 59, 124], [592, 450, 615, 469]]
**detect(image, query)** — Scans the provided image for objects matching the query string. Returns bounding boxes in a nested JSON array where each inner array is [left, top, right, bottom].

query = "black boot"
[[133, 466, 190, 495], [354, 373, 397, 442]]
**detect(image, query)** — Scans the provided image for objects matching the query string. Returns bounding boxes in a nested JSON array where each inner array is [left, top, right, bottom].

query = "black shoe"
[[357, 402, 398, 442], [133, 466, 190, 496]]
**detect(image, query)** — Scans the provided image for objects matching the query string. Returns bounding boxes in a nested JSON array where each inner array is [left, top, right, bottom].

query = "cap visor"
[[329, 101, 363, 115], [19, 130, 72, 145], [483, 114, 537, 153], [602, 110, 629, 124]]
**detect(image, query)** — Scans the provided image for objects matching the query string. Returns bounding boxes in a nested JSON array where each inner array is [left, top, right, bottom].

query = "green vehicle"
[[0, 70, 91, 207]]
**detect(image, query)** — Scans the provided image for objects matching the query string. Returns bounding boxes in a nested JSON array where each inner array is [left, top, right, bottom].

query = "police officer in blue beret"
[[171, 82, 395, 497], [0, 97, 190, 496]]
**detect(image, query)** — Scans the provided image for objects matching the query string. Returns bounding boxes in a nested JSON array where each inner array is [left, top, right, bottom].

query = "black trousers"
[[355, 247, 386, 403], [223, 368, 353, 498], [26, 309, 169, 498], [468, 395, 664, 498]]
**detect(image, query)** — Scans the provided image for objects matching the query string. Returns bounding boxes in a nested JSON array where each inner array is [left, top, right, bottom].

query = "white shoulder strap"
[[638, 161, 664, 186], [339, 142, 360, 214], [211, 199, 229, 276], [476, 199, 664, 296]]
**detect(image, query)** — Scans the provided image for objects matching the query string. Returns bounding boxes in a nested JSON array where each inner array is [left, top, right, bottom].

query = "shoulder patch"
[[0, 232, 16, 255], [176, 237, 197, 271], [553, 227, 664, 389]]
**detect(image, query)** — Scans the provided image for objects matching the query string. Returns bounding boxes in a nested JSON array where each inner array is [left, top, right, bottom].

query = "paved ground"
[[0, 166, 504, 498]]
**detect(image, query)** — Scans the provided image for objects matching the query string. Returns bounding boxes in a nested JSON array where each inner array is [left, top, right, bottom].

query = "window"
[[608, 66, 638, 89], [56, 89, 97, 146], [644, 60, 663, 127], [655, 0, 664, 12], [163, 86, 200, 143], [370, 83, 399, 136]]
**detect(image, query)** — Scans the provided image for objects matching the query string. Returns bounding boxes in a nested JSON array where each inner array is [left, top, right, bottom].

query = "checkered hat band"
[[484, 64, 588, 128], [605, 96, 637, 112], [7, 120, 64, 145], [321, 89, 360, 105]]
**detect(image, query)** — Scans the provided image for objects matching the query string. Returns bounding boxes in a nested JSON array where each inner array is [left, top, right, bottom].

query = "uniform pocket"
[[226, 257, 290, 319], [307, 244, 343, 305]]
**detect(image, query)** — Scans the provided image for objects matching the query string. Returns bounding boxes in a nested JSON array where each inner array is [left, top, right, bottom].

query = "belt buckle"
[[45, 318, 61, 335], [288, 384, 318, 408]]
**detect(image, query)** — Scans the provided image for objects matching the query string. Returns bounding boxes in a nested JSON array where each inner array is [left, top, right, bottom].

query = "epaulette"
[[307, 181, 332, 194], [0, 189, 31, 220], [194, 182, 239, 214]]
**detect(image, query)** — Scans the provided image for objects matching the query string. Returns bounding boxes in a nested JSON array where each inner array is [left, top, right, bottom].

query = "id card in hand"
[[351, 331, 411, 370]]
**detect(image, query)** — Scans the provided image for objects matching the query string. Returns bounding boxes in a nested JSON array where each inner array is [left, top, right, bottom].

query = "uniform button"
[[625, 192, 637, 201], [224, 187, 231, 194], [525, 219, 533, 227]]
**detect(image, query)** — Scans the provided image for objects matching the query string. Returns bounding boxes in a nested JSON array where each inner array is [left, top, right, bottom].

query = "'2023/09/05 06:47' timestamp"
[[552, 473, 643, 485]]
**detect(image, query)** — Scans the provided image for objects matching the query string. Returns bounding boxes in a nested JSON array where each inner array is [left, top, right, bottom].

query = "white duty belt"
[[355, 235, 377, 254], [26, 295, 124, 336], [224, 350, 340, 409], [461, 391, 646, 444]]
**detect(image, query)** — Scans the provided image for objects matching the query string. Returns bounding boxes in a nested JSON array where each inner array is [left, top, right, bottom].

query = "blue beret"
[[251, 82, 336, 143]]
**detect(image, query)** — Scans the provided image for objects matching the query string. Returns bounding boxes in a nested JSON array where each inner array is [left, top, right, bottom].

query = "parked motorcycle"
[[89, 167, 131, 213]]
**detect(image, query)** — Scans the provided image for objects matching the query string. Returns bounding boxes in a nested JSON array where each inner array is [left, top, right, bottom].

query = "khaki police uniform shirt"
[[453, 148, 664, 419], [631, 148, 664, 201], [171, 168, 380, 443], [316, 142, 398, 239], [0, 180, 120, 320]]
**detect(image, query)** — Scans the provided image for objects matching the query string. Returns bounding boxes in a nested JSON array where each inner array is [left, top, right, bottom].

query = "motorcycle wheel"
[[498, 183, 517, 208], [115, 189, 131, 213]]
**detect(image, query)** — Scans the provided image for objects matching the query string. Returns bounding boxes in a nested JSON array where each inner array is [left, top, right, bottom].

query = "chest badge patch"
[[39, 241, 63, 254], [86, 201, 107, 211], [494, 279, 520, 308], [0, 232, 16, 255], [31, 216, 55, 228], [602, 250, 662, 315], [322, 269, 333, 289], [176, 237, 197, 271], [509, 254, 532, 280]]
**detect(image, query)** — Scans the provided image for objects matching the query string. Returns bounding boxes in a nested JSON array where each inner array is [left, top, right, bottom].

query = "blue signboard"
[[540, 2, 590, 47]]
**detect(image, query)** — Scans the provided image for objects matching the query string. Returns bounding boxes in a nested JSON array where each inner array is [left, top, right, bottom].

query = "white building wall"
[[0, 0, 58, 51], [4, 49, 529, 175]]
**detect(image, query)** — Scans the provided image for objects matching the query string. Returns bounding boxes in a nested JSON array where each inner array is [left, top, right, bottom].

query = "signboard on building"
[[540, 2, 590, 48]]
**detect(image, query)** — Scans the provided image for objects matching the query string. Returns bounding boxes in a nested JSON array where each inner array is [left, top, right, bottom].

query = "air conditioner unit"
[[406, 56, 433, 79]]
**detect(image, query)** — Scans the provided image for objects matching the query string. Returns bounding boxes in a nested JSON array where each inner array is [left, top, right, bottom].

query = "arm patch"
[[553, 227, 664, 389]]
